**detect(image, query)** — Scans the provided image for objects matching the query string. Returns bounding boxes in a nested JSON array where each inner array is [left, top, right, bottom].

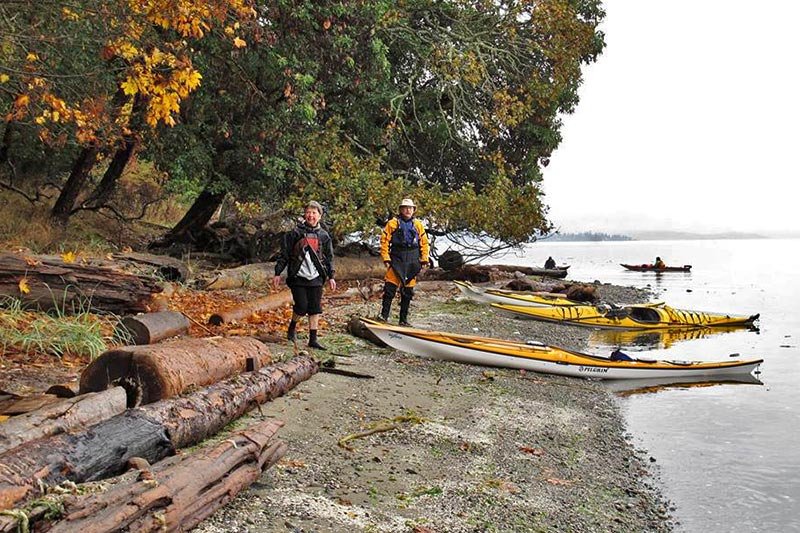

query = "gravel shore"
[[195, 279, 673, 533]]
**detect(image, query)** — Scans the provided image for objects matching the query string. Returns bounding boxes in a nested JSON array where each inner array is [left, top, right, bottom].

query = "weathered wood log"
[[79, 337, 273, 406], [39, 419, 286, 533], [420, 264, 569, 282], [0, 394, 63, 416], [329, 282, 384, 300], [0, 356, 317, 511], [118, 311, 190, 344], [0, 252, 162, 314], [333, 256, 386, 280], [199, 262, 276, 290], [208, 290, 293, 325], [201, 256, 386, 291], [347, 316, 387, 347], [110, 252, 189, 282], [0, 388, 127, 455]]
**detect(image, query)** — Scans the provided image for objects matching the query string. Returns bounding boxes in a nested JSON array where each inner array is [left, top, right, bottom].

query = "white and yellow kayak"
[[492, 302, 760, 330], [362, 319, 763, 380], [454, 280, 582, 307]]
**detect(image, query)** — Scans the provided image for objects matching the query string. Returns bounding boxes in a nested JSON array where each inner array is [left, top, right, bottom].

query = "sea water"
[[500, 239, 800, 532]]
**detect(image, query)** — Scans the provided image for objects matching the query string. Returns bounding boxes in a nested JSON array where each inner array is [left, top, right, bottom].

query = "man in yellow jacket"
[[379, 198, 430, 326]]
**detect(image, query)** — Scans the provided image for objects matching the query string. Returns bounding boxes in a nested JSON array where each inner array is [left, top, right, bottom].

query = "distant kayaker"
[[654, 256, 666, 269], [544, 256, 556, 269], [273, 200, 336, 350], [378, 198, 430, 326]]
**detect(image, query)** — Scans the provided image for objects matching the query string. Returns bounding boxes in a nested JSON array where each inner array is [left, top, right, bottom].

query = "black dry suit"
[[275, 222, 334, 287]]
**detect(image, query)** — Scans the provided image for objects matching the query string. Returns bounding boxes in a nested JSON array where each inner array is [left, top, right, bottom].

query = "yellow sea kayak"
[[492, 302, 760, 330], [362, 319, 763, 379], [454, 281, 582, 307]]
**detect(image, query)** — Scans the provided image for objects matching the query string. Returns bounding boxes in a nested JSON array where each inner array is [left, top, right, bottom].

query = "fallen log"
[[45, 420, 286, 533], [332, 256, 386, 280], [208, 289, 292, 325], [0, 252, 162, 314], [0, 394, 62, 416], [118, 311, 191, 344], [420, 264, 569, 282], [198, 262, 276, 290], [79, 337, 273, 406], [110, 252, 189, 282], [0, 356, 317, 511], [347, 316, 387, 347], [329, 282, 384, 301], [0, 388, 126, 455]]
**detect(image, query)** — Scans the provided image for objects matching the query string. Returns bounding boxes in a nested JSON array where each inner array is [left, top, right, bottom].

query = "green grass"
[[0, 296, 117, 360]]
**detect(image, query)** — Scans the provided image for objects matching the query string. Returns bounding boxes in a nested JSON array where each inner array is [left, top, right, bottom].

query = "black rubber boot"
[[308, 329, 326, 350], [287, 320, 297, 341], [399, 288, 413, 327], [380, 282, 398, 321]]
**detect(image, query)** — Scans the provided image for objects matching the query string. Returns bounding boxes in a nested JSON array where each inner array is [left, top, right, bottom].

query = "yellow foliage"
[[18, 278, 30, 294], [233, 37, 247, 48], [0, 74, 9, 83], [61, 251, 77, 264]]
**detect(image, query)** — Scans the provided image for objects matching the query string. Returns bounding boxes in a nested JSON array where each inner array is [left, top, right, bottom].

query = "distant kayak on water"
[[621, 263, 692, 272]]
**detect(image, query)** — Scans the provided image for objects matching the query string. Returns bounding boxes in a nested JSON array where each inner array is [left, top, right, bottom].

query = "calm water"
[[504, 239, 800, 532]]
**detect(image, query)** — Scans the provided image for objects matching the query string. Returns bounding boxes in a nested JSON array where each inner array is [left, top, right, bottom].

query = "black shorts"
[[290, 285, 323, 316]]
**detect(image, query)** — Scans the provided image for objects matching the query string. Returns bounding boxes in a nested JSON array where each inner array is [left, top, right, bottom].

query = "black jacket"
[[275, 223, 335, 287]]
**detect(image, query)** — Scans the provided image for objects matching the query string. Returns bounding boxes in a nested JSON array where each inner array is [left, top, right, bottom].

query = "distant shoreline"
[[546, 231, 793, 242]]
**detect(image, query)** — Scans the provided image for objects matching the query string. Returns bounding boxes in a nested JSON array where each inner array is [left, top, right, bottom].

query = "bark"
[[0, 252, 162, 314], [79, 337, 273, 406], [32, 420, 286, 533], [0, 388, 127, 455], [50, 146, 100, 225], [0, 356, 317, 511], [119, 311, 190, 345], [208, 290, 292, 325]]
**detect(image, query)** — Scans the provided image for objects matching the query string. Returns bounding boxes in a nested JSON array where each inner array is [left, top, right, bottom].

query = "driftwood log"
[[0, 356, 318, 511], [201, 257, 386, 291], [79, 337, 273, 406], [199, 262, 276, 290], [110, 252, 189, 282], [208, 290, 292, 325], [0, 388, 127, 455], [0, 394, 62, 416], [420, 264, 569, 283], [48, 420, 286, 533], [0, 252, 162, 314], [347, 316, 387, 347], [118, 311, 190, 344]]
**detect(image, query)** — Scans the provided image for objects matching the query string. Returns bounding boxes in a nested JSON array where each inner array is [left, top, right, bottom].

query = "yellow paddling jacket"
[[380, 217, 429, 287]]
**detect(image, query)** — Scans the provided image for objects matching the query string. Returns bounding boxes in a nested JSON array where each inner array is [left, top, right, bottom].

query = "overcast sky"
[[542, 0, 800, 236]]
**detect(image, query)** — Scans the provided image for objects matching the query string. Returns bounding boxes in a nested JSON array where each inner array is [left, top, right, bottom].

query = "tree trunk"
[[118, 311, 190, 345], [0, 388, 127, 455], [7, 419, 286, 533], [159, 188, 226, 245], [0, 252, 162, 314], [79, 337, 273, 406], [50, 145, 99, 225], [208, 290, 292, 325], [0, 356, 317, 511], [0, 122, 13, 164]]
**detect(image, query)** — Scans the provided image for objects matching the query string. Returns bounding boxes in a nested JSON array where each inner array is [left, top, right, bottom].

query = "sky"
[[542, 0, 800, 236]]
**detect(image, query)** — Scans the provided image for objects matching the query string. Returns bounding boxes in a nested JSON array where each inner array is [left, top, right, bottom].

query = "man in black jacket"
[[273, 201, 336, 349]]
